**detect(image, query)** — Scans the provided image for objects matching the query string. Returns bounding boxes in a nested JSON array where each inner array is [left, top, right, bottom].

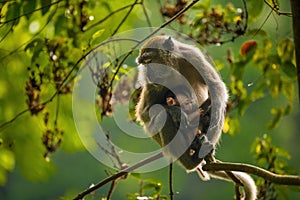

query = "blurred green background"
[[0, 0, 299, 199]]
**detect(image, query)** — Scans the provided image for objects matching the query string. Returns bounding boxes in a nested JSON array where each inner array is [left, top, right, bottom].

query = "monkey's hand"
[[190, 134, 214, 160]]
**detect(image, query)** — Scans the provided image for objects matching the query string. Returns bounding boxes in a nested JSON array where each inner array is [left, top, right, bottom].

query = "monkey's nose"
[[137, 53, 152, 64]]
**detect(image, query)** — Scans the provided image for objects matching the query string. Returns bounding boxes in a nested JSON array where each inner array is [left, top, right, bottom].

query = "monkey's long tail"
[[208, 170, 257, 200]]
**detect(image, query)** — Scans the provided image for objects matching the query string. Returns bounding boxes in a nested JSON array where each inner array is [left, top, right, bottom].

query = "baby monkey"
[[166, 93, 211, 135]]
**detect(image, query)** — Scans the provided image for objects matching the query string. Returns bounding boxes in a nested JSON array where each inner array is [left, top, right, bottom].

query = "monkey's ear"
[[163, 36, 174, 52]]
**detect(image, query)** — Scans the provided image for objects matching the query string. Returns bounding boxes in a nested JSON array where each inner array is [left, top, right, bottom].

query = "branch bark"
[[74, 154, 300, 200], [203, 162, 300, 185], [290, 0, 300, 102], [169, 161, 174, 200]]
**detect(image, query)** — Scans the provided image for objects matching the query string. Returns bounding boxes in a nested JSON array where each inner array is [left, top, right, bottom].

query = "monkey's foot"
[[196, 160, 210, 181]]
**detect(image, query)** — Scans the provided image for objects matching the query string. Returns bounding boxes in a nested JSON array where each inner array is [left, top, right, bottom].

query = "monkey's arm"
[[179, 45, 228, 157]]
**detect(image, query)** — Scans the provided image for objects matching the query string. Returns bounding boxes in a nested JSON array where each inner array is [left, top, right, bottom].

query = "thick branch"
[[203, 162, 300, 186], [290, 0, 300, 102]]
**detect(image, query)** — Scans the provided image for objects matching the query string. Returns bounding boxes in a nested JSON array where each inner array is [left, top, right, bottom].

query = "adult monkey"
[[135, 35, 257, 200]]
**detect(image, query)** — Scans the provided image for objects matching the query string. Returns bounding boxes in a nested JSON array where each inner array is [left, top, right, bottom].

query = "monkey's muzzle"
[[137, 53, 152, 64]]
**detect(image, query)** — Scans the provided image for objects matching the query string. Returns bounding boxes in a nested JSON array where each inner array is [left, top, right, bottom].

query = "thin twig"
[[85, 3, 136, 31], [112, 0, 139, 36], [202, 162, 300, 186], [141, 0, 152, 27], [242, 0, 248, 33], [0, 0, 63, 25], [252, 9, 273, 38], [107, 180, 117, 200], [54, 95, 60, 126], [0, 109, 29, 130], [169, 161, 174, 200], [0, 20, 16, 43], [73, 152, 164, 200], [96, 132, 125, 170], [264, 0, 292, 16]]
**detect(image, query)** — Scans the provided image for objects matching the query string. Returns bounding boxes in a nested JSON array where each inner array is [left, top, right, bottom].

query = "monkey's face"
[[137, 48, 167, 65], [137, 48, 181, 86]]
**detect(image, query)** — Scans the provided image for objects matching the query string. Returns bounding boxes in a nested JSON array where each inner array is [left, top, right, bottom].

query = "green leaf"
[[238, 99, 251, 116], [130, 172, 142, 180], [280, 61, 297, 79], [91, 29, 105, 46], [266, 71, 281, 97], [126, 193, 139, 200], [277, 39, 295, 63], [0, 148, 15, 171], [283, 103, 292, 116], [40, 0, 52, 15], [246, 0, 264, 24], [267, 54, 281, 65], [192, 0, 210, 9], [230, 79, 247, 99], [227, 116, 240, 135], [143, 179, 162, 193], [25, 38, 45, 63], [22, 0, 37, 20], [250, 80, 266, 101], [0, 167, 8, 186], [6, 1, 21, 26], [142, 183, 157, 190], [267, 107, 283, 129], [54, 14, 67, 36], [101, 2, 112, 12], [275, 147, 291, 160], [231, 61, 247, 79], [281, 81, 294, 101]]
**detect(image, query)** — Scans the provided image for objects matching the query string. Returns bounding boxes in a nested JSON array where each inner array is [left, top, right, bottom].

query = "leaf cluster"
[[126, 173, 169, 200], [224, 37, 296, 135]]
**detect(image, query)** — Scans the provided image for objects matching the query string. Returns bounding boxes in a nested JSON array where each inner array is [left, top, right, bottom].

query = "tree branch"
[[111, 0, 139, 36], [202, 162, 300, 186], [169, 162, 174, 200], [85, 3, 138, 31], [107, 180, 117, 200], [74, 155, 300, 200], [0, 0, 63, 25], [290, 0, 300, 103], [73, 152, 164, 200]]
